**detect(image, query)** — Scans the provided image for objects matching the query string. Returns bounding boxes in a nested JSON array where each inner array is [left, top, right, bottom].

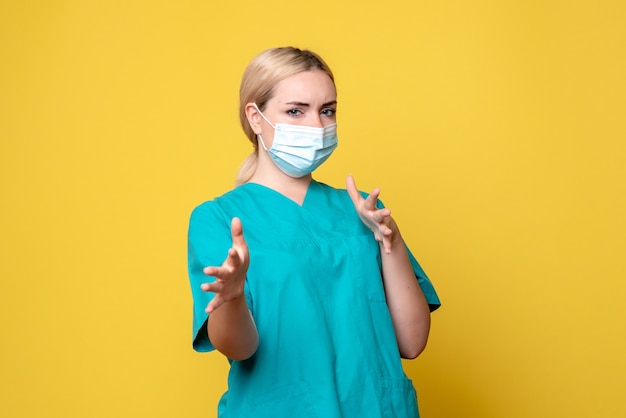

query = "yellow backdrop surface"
[[1, 1, 625, 417]]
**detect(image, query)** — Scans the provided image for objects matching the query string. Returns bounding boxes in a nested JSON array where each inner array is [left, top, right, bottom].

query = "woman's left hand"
[[346, 174, 398, 254]]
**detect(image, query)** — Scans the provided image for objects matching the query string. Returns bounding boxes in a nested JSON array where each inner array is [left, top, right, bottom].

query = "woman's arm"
[[207, 297, 258, 361], [346, 175, 431, 359], [379, 223, 431, 359], [201, 217, 259, 361]]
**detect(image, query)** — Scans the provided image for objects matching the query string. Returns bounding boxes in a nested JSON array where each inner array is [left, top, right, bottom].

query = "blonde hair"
[[235, 47, 335, 185]]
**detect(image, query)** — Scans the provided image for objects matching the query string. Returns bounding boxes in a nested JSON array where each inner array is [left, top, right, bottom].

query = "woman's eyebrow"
[[285, 101, 310, 107], [284, 100, 337, 107]]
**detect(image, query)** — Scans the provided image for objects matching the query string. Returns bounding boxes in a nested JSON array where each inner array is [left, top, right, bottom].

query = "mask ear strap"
[[257, 134, 269, 151], [253, 103, 276, 129]]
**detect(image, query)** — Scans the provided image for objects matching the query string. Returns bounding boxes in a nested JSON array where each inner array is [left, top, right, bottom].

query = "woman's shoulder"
[[192, 185, 250, 211], [189, 186, 250, 226]]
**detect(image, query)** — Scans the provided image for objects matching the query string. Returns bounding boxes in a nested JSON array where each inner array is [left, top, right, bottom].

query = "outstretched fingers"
[[346, 175, 397, 254], [224, 247, 243, 270], [364, 188, 381, 211], [206, 295, 224, 314], [231, 217, 244, 243], [200, 217, 250, 314], [230, 217, 248, 266], [346, 174, 361, 206], [346, 175, 387, 213]]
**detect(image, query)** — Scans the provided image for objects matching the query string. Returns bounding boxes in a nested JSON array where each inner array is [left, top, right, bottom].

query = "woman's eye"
[[287, 109, 302, 116], [321, 108, 336, 117]]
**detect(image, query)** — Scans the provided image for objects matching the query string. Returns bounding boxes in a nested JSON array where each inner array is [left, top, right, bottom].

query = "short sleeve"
[[405, 246, 441, 311], [187, 202, 232, 352], [373, 195, 441, 312]]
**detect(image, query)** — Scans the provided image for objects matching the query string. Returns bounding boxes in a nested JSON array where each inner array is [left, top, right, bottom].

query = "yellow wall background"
[[1, 1, 624, 417]]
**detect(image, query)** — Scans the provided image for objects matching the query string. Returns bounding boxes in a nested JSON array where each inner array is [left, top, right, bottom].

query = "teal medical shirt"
[[188, 180, 440, 418]]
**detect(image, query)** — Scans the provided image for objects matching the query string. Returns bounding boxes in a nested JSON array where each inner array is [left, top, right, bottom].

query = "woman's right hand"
[[201, 217, 250, 314]]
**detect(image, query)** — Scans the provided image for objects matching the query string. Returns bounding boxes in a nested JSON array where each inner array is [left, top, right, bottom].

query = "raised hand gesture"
[[346, 175, 399, 254], [201, 217, 250, 313]]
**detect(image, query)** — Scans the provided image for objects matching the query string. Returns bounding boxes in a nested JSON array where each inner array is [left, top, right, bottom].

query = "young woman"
[[187, 46, 440, 417]]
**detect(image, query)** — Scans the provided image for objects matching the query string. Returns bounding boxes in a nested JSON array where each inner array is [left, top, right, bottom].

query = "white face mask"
[[253, 103, 338, 178]]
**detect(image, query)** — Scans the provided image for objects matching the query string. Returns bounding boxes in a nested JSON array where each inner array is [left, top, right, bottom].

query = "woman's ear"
[[245, 102, 263, 135]]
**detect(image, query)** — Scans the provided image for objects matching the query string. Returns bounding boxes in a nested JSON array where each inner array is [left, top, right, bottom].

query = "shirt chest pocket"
[[341, 234, 386, 302]]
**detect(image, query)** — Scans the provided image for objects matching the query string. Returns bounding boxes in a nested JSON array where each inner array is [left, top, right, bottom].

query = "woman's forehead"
[[271, 70, 336, 103]]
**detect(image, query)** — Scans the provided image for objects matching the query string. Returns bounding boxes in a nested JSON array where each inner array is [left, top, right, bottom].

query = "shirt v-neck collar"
[[242, 179, 318, 208]]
